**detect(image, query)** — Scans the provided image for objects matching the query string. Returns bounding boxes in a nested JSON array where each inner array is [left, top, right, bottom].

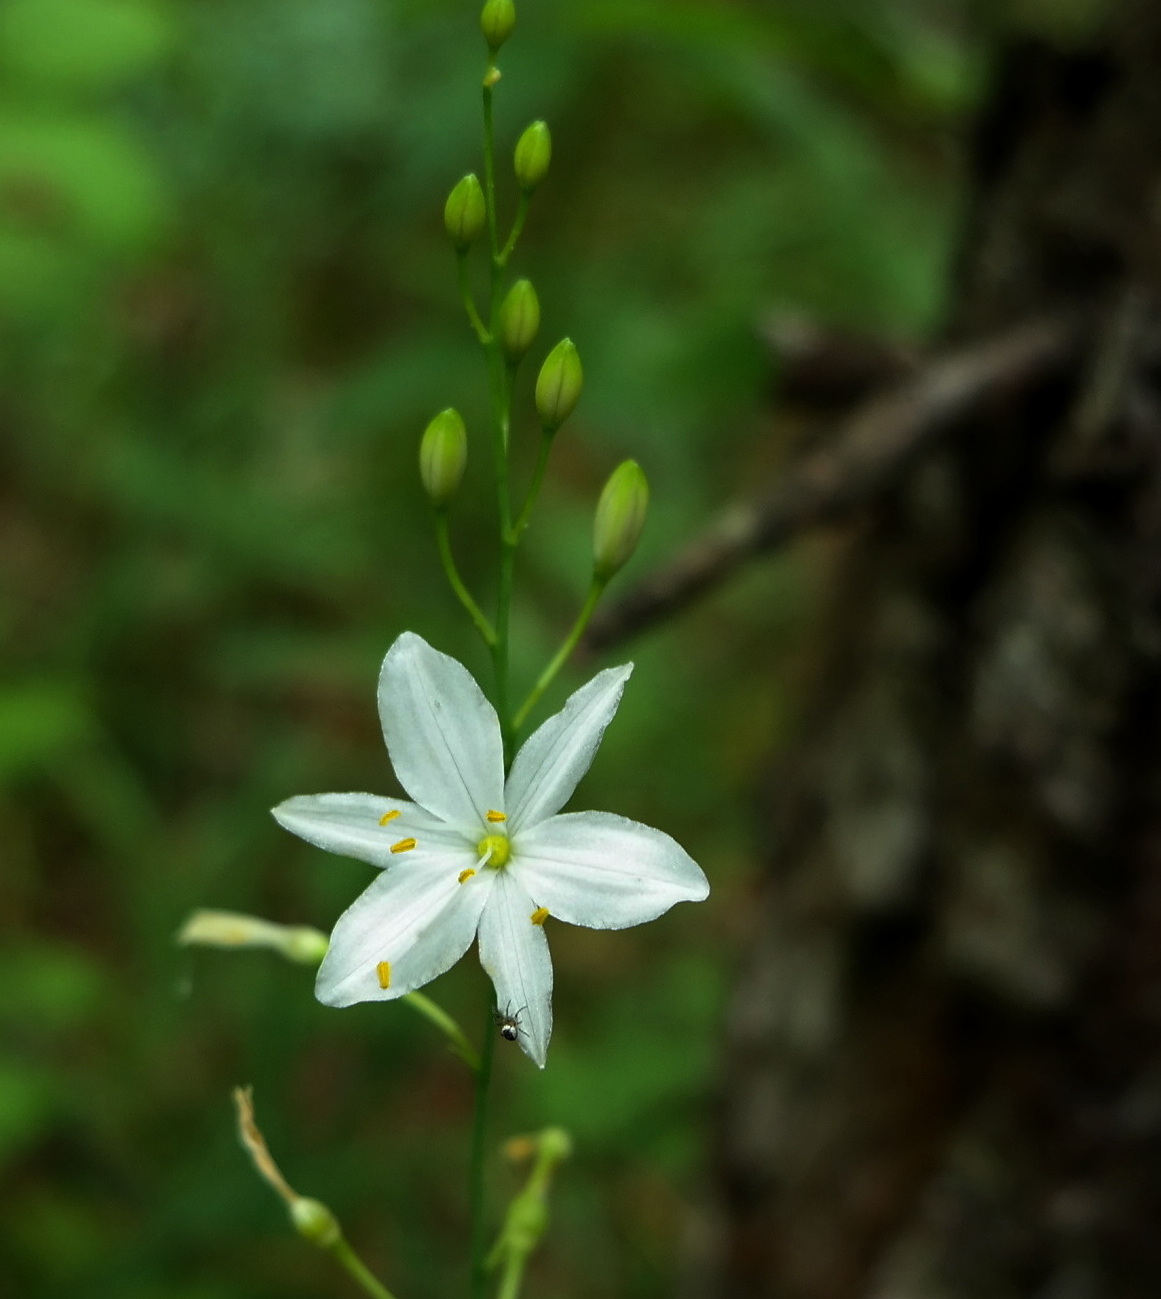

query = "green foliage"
[[0, 0, 986, 1294]]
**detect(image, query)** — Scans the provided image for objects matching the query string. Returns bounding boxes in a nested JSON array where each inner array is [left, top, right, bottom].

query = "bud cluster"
[[423, 0, 651, 708]]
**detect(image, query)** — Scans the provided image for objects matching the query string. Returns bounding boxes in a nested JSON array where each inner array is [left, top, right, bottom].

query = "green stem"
[[330, 1236, 399, 1299], [509, 430, 553, 542], [481, 63, 516, 763], [469, 998, 497, 1299], [457, 252, 490, 345], [482, 73, 500, 261], [435, 513, 496, 648], [513, 576, 607, 733], [496, 1253, 527, 1299], [488, 352, 514, 759], [498, 193, 530, 267], [403, 991, 481, 1073]]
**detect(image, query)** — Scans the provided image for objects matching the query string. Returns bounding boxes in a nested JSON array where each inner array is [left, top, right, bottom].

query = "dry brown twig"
[[583, 317, 1079, 653]]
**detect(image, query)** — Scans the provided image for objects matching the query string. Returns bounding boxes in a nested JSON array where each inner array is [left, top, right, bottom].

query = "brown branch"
[[584, 317, 1079, 653]]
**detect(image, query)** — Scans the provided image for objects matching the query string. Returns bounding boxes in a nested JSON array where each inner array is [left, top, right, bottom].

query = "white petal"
[[505, 664, 633, 831], [513, 810, 709, 930], [272, 793, 469, 868], [477, 872, 553, 1068], [316, 852, 494, 1006], [378, 632, 505, 831]]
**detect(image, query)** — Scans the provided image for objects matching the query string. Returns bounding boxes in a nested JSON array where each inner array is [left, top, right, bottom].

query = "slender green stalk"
[[469, 999, 497, 1299], [509, 431, 553, 542], [457, 252, 490, 345], [496, 1253, 527, 1299], [493, 533, 517, 763], [482, 72, 500, 261], [436, 512, 496, 647], [486, 344, 515, 757], [498, 193, 530, 267], [330, 1237, 399, 1299], [233, 1087, 400, 1299], [480, 59, 518, 762], [513, 576, 607, 733], [485, 1128, 572, 1299], [403, 991, 481, 1072]]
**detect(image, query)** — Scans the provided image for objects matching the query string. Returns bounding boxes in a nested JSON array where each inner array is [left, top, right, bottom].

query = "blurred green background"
[[0, 0, 1055, 1294]]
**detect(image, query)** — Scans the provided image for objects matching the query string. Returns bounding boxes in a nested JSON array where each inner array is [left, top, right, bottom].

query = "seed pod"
[[444, 174, 486, 250], [514, 120, 551, 192], [499, 279, 541, 363], [480, 0, 516, 50], [534, 338, 582, 433], [593, 460, 649, 580], [419, 408, 468, 506]]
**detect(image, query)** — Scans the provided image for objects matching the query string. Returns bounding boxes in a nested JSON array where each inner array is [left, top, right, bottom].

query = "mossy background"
[[0, 0, 1077, 1295]]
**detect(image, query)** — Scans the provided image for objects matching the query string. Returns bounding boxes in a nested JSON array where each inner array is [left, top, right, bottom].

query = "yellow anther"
[[476, 833, 511, 869], [530, 907, 550, 926], [486, 810, 507, 823], [458, 868, 477, 884], [379, 809, 401, 826], [390, 837, 417, 854], [376, 961, 392, 989]]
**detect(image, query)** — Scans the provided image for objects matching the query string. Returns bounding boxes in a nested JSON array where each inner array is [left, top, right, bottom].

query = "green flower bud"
[[498, 278, 540, 363], [444, 174, 486, 251], [420, 408, 468, 506], [593, 460, 649, 580], [480, 0, 516, 50], [537, 1126, 573, 1164], [291, 1198, 341, 1249], [534, 338, 582, 432], [514, 120, 551, 192]]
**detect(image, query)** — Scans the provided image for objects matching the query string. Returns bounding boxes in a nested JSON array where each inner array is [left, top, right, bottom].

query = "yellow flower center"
[[476, 833, 511, 869]]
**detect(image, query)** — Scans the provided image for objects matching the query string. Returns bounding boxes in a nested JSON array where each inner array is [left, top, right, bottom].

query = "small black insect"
[[494, 1003, 526, 1042]]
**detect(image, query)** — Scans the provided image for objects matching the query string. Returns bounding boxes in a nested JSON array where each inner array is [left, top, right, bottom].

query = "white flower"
[[272, 631, 709, 1067]]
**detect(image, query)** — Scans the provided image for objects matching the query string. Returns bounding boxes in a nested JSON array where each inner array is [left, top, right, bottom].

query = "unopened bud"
[[480, 0, 516, 50], [291, 1198, 341, 1249], [420, 408, 468, 506], [444, 174, 486, 250], [178, 910, 328, 965], [593, 460, 649, 580], [514, 120, 551, 192], [534, 338, 582, 432], [499, 279, 540, 363], [537, 1126, 573, 1164]]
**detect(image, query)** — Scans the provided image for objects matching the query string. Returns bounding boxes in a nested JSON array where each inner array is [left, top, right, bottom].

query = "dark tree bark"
[[697, 6, 1161, 1297]]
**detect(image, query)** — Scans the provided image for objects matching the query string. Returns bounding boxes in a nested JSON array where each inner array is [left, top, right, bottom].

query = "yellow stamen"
[[486, 810, 507, 823], [476, 833, 511, 869], [458, 868, 477, 884], [530, 907, 550, 926], [376, 961, 391, 989], [378, 809, 401, 825], [390, 837, 417, 854]]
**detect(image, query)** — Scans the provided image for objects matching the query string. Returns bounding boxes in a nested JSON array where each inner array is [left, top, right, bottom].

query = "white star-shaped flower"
[[272, 631, 709, 1067]]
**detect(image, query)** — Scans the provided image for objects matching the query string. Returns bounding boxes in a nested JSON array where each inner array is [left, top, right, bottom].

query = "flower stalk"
[[233, 1086, 399, 1299], [487, 1128, 573, 1299], [469, 1000, 498, 1299], [513, 576, 606, 733]]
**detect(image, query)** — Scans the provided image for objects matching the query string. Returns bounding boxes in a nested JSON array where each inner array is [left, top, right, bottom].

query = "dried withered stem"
[[584, 316, 1078, 653]]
